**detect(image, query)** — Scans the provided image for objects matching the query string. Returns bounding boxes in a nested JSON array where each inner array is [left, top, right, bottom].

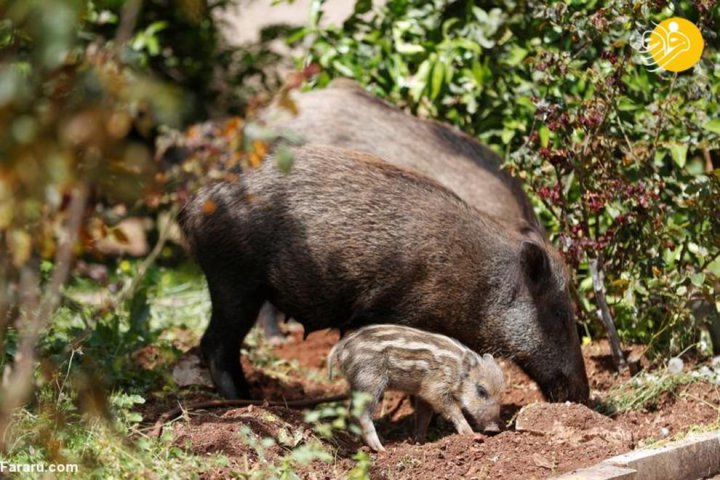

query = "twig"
[[612, 103, 640, 164], [114, 206, 179, 307], [114, 0, 143, 47], [699, 249, 720, 272], [588, 254, 626, 370], [150, 394, 348, 438], [647, 73, 678, 162]]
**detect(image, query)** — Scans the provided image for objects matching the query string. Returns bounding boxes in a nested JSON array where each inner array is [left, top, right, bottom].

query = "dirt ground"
[[143, 330, 720, 479]]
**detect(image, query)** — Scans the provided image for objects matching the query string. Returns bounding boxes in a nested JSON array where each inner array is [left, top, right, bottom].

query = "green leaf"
[[430, 61, 445, 100], [690, 272, 706, 287], [331, 60, 355, 77], [703, 119, 720, 134], [539, 124, 550, 148], [505, 45, 528, 66], [410, 59, 431, 102], [276, 145, 294, 173], [309, 0, 324, 27], [353, 0, 372, 15], [668, 142, 688, 168], [616, 96, 640, 111]]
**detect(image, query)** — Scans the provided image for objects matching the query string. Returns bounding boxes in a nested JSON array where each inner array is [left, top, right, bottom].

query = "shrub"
[[299, 0, 720, 357]]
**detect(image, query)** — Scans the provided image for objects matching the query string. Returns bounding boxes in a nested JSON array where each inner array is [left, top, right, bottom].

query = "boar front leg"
[[202, 275, 264, 399]]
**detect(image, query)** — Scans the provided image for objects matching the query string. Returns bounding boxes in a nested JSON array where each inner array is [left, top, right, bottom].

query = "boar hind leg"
[[413, 397, 434, 443], [202, 277, 264, 399], [257, 302, 286, 345]]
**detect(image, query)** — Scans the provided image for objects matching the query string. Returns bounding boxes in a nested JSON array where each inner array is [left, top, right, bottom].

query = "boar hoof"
[[208, 360, 249, 399]]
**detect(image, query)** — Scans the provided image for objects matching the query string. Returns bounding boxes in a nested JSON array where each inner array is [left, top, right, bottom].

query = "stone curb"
[[555, 432, 720, 480]]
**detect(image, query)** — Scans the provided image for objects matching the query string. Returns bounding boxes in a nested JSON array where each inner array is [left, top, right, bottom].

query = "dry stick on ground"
[[150, 394, 348, 438], [589, 255, 626, 370]]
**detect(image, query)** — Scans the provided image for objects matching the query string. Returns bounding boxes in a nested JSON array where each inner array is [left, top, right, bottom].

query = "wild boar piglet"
[[328, 324, 505, 452]]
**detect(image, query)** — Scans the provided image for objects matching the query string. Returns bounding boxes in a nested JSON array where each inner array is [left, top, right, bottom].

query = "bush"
[[299, 0, 720, 356]]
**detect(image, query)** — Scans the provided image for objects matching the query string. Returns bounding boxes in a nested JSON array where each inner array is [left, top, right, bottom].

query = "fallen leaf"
[[532, 453, 555, 470], [202, 199, 217, 214]]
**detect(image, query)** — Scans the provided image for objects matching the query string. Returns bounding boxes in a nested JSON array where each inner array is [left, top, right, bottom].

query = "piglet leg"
[[440, 401, 473, 435], [413, 397, 434, 443], [358, 410, 385, 452]]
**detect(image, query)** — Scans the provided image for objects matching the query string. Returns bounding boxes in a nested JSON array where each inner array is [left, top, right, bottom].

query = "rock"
[[667, 357, 684, 374], [711, 356, 720, 369], [172, 351, 213, 388], [515, 402, 632, 447], [555, 464, 637, 480]]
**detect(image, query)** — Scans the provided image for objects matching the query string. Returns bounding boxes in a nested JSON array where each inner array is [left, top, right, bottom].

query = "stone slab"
[[554, 464, 637, 480], [601, 432, 720, 480]]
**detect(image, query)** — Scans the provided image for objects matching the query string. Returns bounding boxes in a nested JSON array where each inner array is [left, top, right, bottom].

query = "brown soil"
[[142, 331, 720, 479]]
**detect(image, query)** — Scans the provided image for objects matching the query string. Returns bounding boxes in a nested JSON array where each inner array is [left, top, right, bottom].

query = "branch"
[[150, 394, 348, 438], [114, 205, 179, 308], [588, 254, 626, 371]]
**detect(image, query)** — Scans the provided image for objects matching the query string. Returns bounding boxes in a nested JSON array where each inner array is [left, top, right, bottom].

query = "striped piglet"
[[327, 324, 505, 452]]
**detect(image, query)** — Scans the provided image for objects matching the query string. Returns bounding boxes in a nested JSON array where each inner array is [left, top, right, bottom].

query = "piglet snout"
[[483, 422, 501, 435]]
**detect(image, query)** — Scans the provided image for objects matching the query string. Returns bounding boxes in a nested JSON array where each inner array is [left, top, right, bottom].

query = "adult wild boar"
[[262, 80, 590, 403], [179, 145, 588, 403], [266, 79, 538, 231]]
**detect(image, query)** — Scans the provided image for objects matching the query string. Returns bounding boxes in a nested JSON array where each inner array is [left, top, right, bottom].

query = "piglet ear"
[[521, 241, 551, 287], [462, 353, 478, 373]]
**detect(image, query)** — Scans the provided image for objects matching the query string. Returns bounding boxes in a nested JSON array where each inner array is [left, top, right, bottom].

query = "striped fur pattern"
[[328, 324, 505, 452]]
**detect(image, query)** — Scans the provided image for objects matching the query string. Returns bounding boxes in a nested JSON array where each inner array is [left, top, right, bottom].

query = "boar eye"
[[476, 385, 488, 398]]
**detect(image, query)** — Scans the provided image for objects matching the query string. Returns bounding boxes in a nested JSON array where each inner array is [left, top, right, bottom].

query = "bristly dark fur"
[[179, 145, 588, 403]]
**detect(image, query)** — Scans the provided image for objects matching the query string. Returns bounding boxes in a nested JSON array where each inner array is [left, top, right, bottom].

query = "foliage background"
[[300, 0, 720, 355]]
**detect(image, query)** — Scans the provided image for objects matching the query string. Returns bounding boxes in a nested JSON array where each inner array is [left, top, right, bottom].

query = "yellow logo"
[[639, 17, 704, 72]]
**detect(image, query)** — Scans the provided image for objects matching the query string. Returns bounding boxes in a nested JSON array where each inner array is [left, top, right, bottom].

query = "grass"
[[1, 259, 370, 479], [1, 262, 223, 478], [598, 367, 705, 415], [4, 395, 227, 479]]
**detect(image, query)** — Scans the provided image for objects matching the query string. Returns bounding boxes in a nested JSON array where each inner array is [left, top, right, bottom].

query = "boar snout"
[[539, 368, 590, 404]]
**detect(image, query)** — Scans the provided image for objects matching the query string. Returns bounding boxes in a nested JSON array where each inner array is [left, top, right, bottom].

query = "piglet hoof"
[[472, 433, 486, 443], [362, 435, 386, 453]]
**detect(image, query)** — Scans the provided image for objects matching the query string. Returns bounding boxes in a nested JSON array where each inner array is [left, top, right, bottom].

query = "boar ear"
[[520, 241, 551, 287], [519, 224, 546, 245]]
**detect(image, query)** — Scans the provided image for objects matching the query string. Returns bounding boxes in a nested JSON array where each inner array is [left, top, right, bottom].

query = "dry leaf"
[[202, 199, 217, 215], [532, 453, 555, 470]]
